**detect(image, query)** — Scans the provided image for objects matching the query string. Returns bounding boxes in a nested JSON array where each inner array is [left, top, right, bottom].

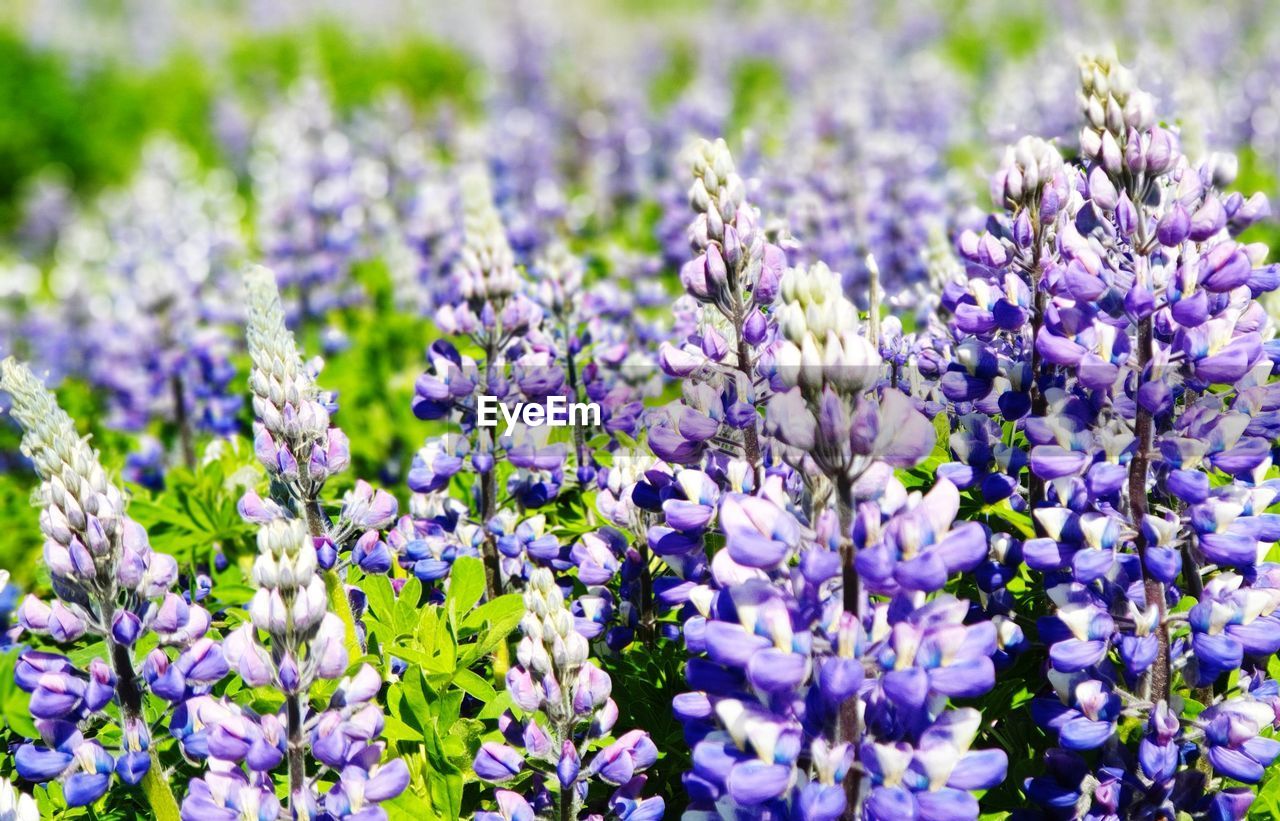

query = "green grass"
[[0, 22, 477, 233], [224, 22, 478, 115]]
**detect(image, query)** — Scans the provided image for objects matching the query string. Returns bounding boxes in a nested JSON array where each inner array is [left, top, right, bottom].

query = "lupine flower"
[[242, 264, 404, 654], [40, 139, 245, 473], [244, 265, 351, 513], [205, 518, 407, 816], [939, 55, 1280, 816], [252, 79, 371, 326], [473, 568, 664, 819], [1, 358, 214, 813], [678, 522, 1007, 818], [181, 762, 281, 821], [664, 138, 786, 472], [407, 165, 567, 604]]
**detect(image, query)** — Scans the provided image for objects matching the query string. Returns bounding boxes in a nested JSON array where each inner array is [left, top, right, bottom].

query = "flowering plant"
[[6, 10, 1280, 821]]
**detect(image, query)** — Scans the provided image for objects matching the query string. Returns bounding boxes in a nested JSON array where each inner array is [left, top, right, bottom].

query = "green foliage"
[[363, 557, 524, 820], [601, 637, 691, 807], [939, 5, 1047, 78], [224, 23, 477, 115], [727, 58, 790, 149], [0, 648, 37, 744], [125, 437, 260, 568], [0, 22, 476, 233], [650, 40, 698, 111], [0, 29, 218, 230], [0, 471, 40, 587], [968, 650, 1051, 815], [304, 258, 435, 489]]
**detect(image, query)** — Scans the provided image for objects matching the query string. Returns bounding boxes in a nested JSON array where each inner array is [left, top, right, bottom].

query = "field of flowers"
[[5, 0, 1280, 818]]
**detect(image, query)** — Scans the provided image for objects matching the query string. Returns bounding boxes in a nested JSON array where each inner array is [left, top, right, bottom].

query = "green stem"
[[478, 330, 511, 681], [286, 691, 307, 808], [323, 569, 362, 661], [139, 751, 181, 821], [104, 631, 180, 819], [1131, 316, 1170, 703], [304, 499, 360, 660], [637, 539, 655, 647], [170, 372, 195, 470]]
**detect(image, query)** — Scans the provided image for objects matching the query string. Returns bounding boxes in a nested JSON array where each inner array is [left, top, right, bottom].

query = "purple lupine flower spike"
[[2, 358, 216, 813]]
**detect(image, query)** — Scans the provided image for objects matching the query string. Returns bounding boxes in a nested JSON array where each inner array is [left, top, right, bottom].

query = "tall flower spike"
[[474, 568, 664, 819], [943, 55, 1280, 818], [183, 527, 407, 818], [0, 358, 211, 816], [408, 160, 561, 613], [244, 264, 342, 509], [763, 257, 946, 813], [677, 137, 786, 469], [221, 518, 350, 808], [457, 165, 519, 306], [242, 265, 370, 657]]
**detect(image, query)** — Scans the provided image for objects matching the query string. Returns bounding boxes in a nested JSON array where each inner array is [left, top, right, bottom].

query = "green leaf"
[[477, 690, 514, 721], [0, 650, 37, 738], [459, 593, 525, 666], [381, 712, 425, 742], [459, 592, 525, 634], [401, 667, 434, 728], [384, 790, 439, 821], [324, 569, 363, 659], [394, 577, 424, 635], [68, 640, 108, 668], [415, 606, 440, 649], [422, 720, 464, 818], [390, 644, 455, 676], [1252, 765, 1280, 818], [445, 556, 485, 617], [452, 667, 497, 704], [365, 573, 396, 620]]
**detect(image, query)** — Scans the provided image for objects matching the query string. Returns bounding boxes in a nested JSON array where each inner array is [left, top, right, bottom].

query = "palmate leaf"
[[125, 439, 259, 565], [370, 554, 530, 817], [458, 594, 524, 668]]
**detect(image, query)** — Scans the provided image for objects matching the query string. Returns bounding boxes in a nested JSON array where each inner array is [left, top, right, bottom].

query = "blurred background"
[[1, 0, 1278, 586]]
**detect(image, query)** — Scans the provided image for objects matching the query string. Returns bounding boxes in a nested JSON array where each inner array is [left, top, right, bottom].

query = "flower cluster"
[[252, 79, 372, 327], [676, 486, 1008, 819], [938, 55, 1280, 818], [12, 6, 1280, 818], [241, 264, 401, 653], [34, 139, 246, 475], [243, 264, 353, 519], [659, 138, 786, 471], [1, 358, 217, 811], [407, 165, 576, 600], [473, 568, 664, 819], [184, 518, 407, 817]]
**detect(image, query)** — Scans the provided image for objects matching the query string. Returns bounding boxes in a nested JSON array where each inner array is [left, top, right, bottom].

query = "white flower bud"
[[799, 333, 825, 391], [253, 554, 280, 589], [776, 341, 802, 389]]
